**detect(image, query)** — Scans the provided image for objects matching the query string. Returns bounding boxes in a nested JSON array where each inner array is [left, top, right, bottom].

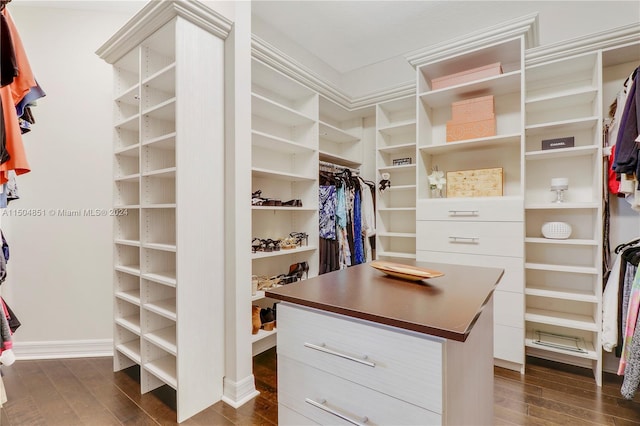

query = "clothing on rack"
[[604, 238, 640, 399], [611, 66, 640, 211], [0, 7, 46, 185], [318, 164, 375, 274]]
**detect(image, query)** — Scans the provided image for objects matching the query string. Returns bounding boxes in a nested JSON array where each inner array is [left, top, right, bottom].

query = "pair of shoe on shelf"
[[252, 303, 277, 334], [252, 190, 302, 207], [252, 238, 281, 253]]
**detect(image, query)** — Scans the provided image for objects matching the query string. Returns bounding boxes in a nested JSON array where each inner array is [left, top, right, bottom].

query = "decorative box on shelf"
[[446, 95, 496, 142], [392, 157, 412, 166], [446, 167, 503, 198], [446, 118, 496, 142], [451, 95, 495, 122], [431, 62, 503, 90], [541, 136, 575, 150]]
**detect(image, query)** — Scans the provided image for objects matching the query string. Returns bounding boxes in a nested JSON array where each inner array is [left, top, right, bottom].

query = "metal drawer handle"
[[305, 398, 369, 426], [449, 236, 480, 243], [304, 342, 375, 367], [448, 209, 479, 216]]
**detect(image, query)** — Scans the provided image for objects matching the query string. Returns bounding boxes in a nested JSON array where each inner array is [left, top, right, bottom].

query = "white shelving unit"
[[98, 2, 228, 421], [319, 96, 365, 169], [523, 50, 605, 385], [251, 58, 319, 355], [414, 35, 527, 372], [375, 95, 417, 259]]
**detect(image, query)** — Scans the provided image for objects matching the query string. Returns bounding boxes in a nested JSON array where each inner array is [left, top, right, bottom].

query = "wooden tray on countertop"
[[370, 260, 444, 281]]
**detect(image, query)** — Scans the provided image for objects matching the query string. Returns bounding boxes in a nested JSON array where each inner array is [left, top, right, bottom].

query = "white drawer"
[[279, 355, 441, 426], [279, 404, 319, 425], [493, 290, 524, 327], [415, 251, 523, 293], [494, 324, 524, 364], [417, 197, 523, 222], [277, 304, 444, 413], [417, 221, 523, 257]]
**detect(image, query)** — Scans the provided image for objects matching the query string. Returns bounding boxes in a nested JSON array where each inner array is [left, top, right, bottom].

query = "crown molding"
[[252, 35, 415, 110], [96, 0, 232, 64], [349, 82, 416, 110], [526, 22, 640, 66], [405, 13, 539, 69], [251, 35, 353, 109]]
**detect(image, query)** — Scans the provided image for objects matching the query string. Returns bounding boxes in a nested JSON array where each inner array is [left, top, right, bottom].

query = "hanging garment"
[[621, 309, 640, 399], [319, 185, 337, 240], [336, 186, 351, 269], [358, 178, 376, 262], [352, 188, 364, 265], [603, 253, 623, 351], [0, 12, 17, 88], [613, 69, 639, 178]]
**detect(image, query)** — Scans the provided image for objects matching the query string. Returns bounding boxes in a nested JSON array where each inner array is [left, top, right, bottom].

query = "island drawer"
[[276, 303, 444, 414], [417, 221, 523, 257], [417, 198, 523, 222], [279, 355, 441, 425]]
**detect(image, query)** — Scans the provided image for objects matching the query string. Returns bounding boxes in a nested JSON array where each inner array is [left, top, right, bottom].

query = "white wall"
[[3, 5, 134, 357]]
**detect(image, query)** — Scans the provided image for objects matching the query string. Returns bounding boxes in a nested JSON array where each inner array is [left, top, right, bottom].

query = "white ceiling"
[[251, 1, 640, 74]]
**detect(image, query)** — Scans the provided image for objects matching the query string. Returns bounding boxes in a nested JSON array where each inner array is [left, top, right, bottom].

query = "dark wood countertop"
[[265, 260, 503, 342]]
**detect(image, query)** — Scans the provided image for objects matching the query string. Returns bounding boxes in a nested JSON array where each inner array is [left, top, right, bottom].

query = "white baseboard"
[[222, 374, 259, 408], [12, 339, 113, 360]]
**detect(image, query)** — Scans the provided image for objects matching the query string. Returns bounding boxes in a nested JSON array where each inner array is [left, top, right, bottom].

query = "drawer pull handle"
[[448, 209, 479, 216], [305, 398, 369, 426], [449, 236, 480, 243], [304, 342, 375, 367]]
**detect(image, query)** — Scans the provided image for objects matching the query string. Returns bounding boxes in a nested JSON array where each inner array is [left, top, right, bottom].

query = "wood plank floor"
[[1, 349, 639, 425]]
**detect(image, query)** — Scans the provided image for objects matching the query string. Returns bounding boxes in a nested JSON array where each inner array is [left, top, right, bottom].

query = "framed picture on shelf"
[[392, 157, 412, 166]]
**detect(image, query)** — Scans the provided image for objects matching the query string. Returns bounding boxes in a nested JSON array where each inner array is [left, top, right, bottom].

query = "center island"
[[265, 260, 503, 425]]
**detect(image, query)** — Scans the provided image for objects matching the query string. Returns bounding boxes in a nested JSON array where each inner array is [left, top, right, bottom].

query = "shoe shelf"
[[116, 289, 141, 305], [144, 324, 177, 355], [251, 328, 277, 343], [250, 57, 320, 357], [141, 271, 176, 287], [102, 6, 229, 421], [116, 339, 142, 364], [143, 350, 177, 391], [524, 329, 596, 360], [115, 312, 141, 335], [251, 245, 316, 260]]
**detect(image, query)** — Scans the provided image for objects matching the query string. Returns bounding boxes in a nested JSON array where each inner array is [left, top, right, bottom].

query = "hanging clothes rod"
[[319, 160, 360, 175]]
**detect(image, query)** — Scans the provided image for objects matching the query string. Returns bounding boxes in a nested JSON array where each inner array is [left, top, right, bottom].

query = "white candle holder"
[[550, 177, 568, 203]]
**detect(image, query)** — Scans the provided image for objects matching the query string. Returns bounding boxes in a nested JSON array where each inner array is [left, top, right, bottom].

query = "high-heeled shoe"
[[300, 261, 309, 280]]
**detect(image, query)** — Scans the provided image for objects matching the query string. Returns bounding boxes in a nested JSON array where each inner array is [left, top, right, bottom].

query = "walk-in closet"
[[0, 1, 639, 424]]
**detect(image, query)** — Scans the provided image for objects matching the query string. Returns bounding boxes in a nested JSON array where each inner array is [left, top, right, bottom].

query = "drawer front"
[[277, 304, 444, 413], [279, 404, 319, 425], [279, 355, 441, 426], [415, 250, 523, 293], [493, 290, 524, 327], [494, 324, 525, 364], [417, 221, 523, 257], [417, 197, 523, 222]]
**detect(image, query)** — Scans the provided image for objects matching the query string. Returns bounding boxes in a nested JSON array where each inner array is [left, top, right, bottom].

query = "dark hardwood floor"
[[1, 349, 639, 425]]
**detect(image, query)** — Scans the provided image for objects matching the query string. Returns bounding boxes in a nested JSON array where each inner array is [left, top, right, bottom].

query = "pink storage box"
[[451, 95, 495, 122], [431, 63, 503, 90], [446, 117, 496, 142]]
